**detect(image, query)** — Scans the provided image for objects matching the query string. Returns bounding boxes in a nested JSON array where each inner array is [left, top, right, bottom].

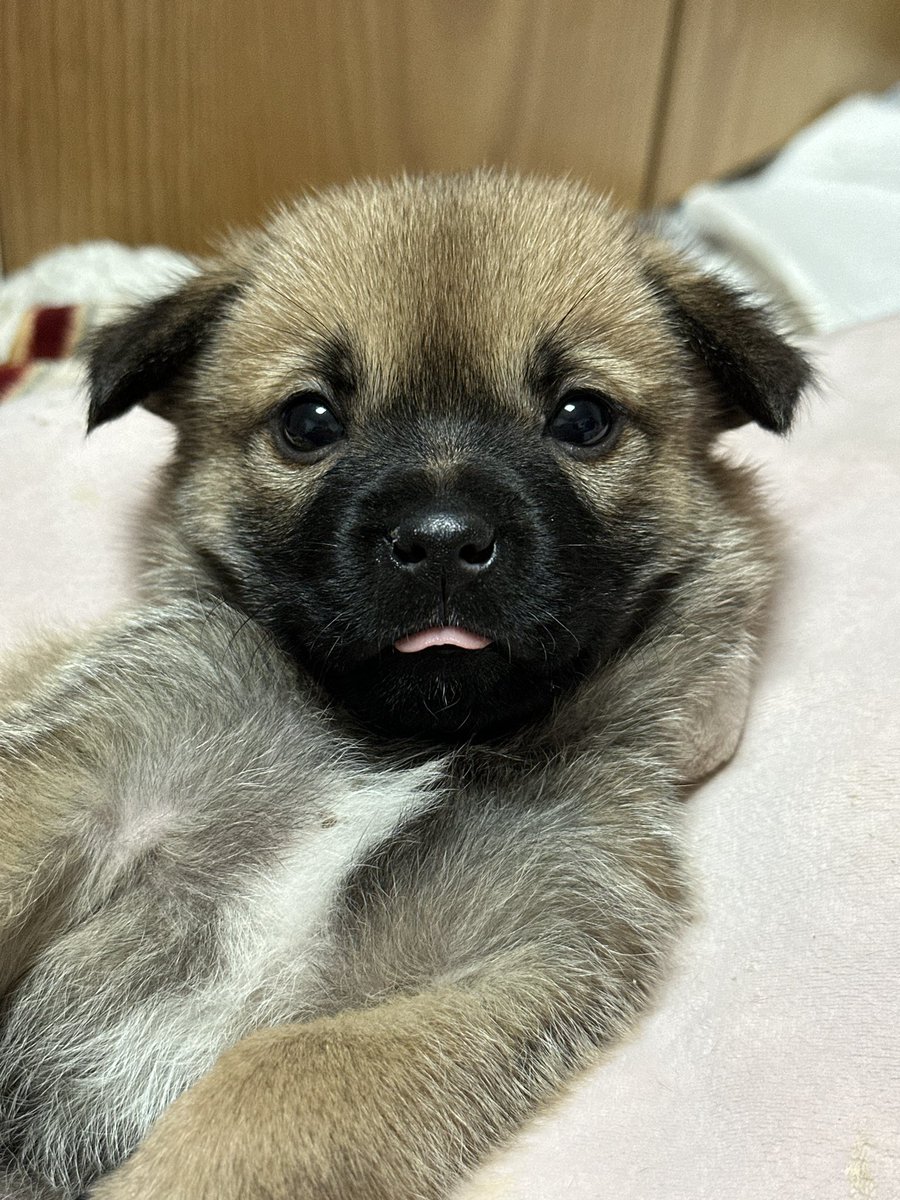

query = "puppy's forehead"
[[230, 175, 675, 409]]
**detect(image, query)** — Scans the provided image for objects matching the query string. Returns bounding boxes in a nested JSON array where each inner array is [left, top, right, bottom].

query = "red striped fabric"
[[0, 364, 28, 397], [1, 304, 83, 401], [28, 305, 77, 360]]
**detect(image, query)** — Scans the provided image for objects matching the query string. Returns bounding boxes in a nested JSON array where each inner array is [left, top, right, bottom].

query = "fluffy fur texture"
[[0, 172, 809, 1199]]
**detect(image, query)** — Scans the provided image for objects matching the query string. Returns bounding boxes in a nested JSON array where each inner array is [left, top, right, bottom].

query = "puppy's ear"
[[86, 270, 242, 432], [648, 254, 811, 434]]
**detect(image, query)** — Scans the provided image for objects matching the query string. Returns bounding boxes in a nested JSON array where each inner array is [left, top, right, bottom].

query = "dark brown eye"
[[278, 393, 345, 456], [546, 390, 617, 448]]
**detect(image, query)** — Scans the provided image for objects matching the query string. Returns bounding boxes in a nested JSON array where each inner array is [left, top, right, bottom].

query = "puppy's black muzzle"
[[352, 458, 533, 627], [228, 412, 643, 739]]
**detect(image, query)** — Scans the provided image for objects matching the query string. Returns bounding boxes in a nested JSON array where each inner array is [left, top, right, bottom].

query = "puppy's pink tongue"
[[394, 626, 492, 653]]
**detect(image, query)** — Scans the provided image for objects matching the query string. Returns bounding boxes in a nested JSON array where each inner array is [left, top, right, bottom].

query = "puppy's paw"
[[87, 1021, 414, 1200]]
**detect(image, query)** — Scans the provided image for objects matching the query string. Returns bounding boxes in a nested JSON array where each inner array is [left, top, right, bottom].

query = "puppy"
[[0, 172, 809, 1199]]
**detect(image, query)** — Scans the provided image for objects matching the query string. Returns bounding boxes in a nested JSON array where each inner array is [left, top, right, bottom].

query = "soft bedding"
[[1, 282, 898, 1200]]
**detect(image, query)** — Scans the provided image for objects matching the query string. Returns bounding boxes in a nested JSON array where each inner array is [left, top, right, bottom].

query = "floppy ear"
[[86, 271, 242, 432], [647, 255, 811, 434]]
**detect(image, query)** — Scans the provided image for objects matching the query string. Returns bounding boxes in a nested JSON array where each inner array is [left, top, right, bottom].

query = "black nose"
[[389, 509, 496, 585]]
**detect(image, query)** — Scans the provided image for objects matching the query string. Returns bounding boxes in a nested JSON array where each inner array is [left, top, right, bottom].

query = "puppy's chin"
[[308, 645, 586, 742]]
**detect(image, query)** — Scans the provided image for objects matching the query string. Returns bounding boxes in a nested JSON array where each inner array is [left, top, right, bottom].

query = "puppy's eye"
[[546, 390, 617, 449], [278, 393, 345, 457]]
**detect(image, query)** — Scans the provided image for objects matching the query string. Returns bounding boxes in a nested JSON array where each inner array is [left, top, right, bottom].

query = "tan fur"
[[0, 172, 809, 1200]]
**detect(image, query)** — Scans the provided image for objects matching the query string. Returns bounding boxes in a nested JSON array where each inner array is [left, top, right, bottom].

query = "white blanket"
[[667, 89, 900, 335]]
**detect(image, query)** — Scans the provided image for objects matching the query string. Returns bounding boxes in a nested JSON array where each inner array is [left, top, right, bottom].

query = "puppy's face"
[[88, 174, 808, 740]]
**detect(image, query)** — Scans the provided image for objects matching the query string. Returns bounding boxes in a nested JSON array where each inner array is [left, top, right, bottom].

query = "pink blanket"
[[1, 316, 898, 1199]]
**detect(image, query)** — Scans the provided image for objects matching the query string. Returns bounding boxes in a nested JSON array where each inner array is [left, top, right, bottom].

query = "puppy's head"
[[87, 173, 809, 740]]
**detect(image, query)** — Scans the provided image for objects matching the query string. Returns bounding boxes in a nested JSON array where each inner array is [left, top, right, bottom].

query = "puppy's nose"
[[389, 510, 496, 583]]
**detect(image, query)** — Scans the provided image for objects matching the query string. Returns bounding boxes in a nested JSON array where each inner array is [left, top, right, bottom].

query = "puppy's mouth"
[[394, 625, 493, 654]]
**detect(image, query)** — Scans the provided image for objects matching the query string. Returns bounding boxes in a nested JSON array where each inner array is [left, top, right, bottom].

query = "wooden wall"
[[649, 0, 900, 203], [1, 0, 898, 271]]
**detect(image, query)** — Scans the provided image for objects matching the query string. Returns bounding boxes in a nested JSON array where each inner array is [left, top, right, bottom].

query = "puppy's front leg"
[[90, 788, 685, 1200], [89, 977, 599, 1200]]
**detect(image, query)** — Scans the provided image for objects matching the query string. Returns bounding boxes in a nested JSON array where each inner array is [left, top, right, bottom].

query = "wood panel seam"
[[640, 0, 686, 209]]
